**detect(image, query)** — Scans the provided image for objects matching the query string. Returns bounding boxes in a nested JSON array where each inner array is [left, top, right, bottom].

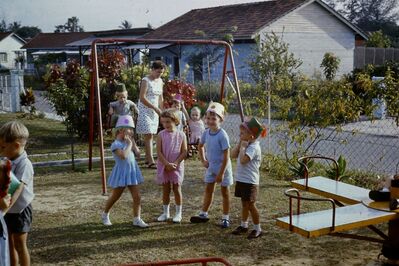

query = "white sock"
[[241, 221, 249, 228], [175, 205, 182, 214], [199, 210, 208, 216], [134, 216, 140, 222], [222, 214, 229, 220], [163, 204, 170, 215], [253, 224, 261, 232]]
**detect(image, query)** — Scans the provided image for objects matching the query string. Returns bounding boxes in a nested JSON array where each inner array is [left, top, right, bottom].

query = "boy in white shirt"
[[231, 117, 266, 239]]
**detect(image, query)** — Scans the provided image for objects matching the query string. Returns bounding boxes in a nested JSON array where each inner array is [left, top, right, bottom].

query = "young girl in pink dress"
[[156, 109, 187, 223]]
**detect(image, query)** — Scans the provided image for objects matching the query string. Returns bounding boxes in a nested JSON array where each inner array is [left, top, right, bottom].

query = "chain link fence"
[[223, 112, 399, 176]]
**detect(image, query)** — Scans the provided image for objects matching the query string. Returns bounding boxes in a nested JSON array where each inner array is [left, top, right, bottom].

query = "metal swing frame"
[[89, 38, 245, 194]]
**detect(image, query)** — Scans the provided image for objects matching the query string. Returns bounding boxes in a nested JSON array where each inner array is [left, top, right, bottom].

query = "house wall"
[[150, 43, 257, 84], [259, 1, 355, 77], [0, 35, 25, 70]]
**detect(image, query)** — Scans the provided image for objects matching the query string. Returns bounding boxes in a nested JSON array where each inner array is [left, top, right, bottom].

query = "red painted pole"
[[88, 44, 96, 171], [220, 47, 229, 104], [227, 44, 244, 122], [92, 42, 107, 195]]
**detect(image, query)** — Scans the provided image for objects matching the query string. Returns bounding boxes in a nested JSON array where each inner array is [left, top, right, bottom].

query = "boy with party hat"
[[231, 117, 267, 239], [190, 102, 233, 228]]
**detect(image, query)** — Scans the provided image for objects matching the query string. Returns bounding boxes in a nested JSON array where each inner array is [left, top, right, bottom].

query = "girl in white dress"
[[136, 61, 166, 169]]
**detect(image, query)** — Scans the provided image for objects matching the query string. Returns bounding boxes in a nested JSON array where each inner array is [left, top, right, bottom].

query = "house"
[[0, 32, 26, 70], [143, 0, 368, 82], [22, 28, 153, 70]]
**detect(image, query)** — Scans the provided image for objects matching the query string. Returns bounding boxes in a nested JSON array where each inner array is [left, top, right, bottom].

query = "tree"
[[321, 52, 341, 80], [7, 21, 21, 32], [324, 0, 398, 24], [119, 20, 132, 29], [366, 30, 392, 47], [250, 33, 366, 169], [324, 0, 399, 47], [0, 19, 6, 32], [54, 16, 84, 33]]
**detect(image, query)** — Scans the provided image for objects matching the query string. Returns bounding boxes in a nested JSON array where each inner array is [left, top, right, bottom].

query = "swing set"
[[88, 38, 245, 195]]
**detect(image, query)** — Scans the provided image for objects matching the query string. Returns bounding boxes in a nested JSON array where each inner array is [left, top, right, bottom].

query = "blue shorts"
[[204, 170, 233, 187]]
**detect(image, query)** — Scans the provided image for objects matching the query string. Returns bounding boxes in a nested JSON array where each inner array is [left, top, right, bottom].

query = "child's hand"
[[133, 147, 140, 159], [215, 173, 223, 184], [240, 141, 249, 149], [124, 134, 132, 145], [202, 160, 209, 168], [165, 163, 177, 171], [0, 194, 11, 211]]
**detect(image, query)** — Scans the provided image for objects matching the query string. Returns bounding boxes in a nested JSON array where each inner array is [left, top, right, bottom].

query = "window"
[[0, 53, 7, 63]]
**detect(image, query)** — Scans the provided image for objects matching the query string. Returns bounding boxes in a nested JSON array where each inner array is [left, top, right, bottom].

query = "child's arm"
[[0, 194, 11, 212], [130, 102, 139, 115], [114, 137, 133, 160], [198, 143, 208, 168], [239, 141, 251, 164], [216, 149, 230, 183], [108, 104, 114, 115], [5, 183, 24, 212], [131, 138, 140, 159], [181, 103, 189, 121], [156, 134, 175, 171], [231, 141, 242, 159], [174, 135, 187, 165]]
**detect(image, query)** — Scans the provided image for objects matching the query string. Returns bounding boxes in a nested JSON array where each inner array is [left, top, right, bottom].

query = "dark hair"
[[151, 60, 166, 70]]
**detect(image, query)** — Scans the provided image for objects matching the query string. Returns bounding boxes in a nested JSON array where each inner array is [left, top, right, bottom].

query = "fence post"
[[9, 69, 24, 112]]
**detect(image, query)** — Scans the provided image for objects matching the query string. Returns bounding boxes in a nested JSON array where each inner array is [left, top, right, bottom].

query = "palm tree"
[[119, 20, 132, 29]]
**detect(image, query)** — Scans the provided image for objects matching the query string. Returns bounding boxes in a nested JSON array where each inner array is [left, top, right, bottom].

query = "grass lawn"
[[0, 113, 385, 265]]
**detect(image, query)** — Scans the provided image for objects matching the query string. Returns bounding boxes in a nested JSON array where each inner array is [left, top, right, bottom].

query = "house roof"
[[143, 0, 368, 41], [22, 28, 153, 49], [0, 32, 27, 44]]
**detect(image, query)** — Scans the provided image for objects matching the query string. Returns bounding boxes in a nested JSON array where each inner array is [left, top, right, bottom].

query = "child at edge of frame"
[[230, 117, 267, 239], [190, 102, 234, 228], [0, 121, 35, 266]]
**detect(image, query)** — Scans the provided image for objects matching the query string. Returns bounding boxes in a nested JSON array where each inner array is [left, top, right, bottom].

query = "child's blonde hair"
[[191, 106, 201, 114], [0, 121, 29, 145], [161, 109, 180, 126], [116, 90, 128, 98]]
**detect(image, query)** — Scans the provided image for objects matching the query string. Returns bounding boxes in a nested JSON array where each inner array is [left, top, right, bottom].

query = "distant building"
[[0, 32, 26, 70], [22, 28, 153, 72], [143, 0, 368, 82]]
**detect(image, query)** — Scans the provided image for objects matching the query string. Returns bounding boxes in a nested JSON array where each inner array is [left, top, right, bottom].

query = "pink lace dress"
[[156, 129, 185, 185]]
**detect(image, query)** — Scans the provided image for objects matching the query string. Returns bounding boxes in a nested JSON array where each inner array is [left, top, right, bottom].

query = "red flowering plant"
[[163, 80, 197, 109]]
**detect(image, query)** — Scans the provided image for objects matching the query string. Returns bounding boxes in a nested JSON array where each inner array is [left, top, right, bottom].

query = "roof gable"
[[144, 0, 367, 41], [0, 32, 26, 44], [144, 0, 310, 40]]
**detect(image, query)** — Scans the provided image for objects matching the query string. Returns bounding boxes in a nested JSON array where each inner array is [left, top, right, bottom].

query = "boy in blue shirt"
[[190, 102, 233, 228]]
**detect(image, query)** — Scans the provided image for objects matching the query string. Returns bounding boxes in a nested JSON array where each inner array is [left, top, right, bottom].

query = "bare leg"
[[8, 232, 18, 266], [172, 183, 182, 206], [201, 183, 216, 212], [12, 233, 30, 266], [144, 134, 154, 164], [241, 200, 250, 222], [248, 201, 260, 225], [221, 186, 230, 215], [104, 187, 125, 213], [128, 185, 141, 217], [162, 183, 171, 205]]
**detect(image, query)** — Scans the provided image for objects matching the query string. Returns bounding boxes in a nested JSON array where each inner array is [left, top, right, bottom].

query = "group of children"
[[102, 91, 267, 240]]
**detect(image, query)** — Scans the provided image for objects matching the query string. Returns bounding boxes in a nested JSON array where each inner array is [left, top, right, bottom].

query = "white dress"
[[136, 76, 163, 134]]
